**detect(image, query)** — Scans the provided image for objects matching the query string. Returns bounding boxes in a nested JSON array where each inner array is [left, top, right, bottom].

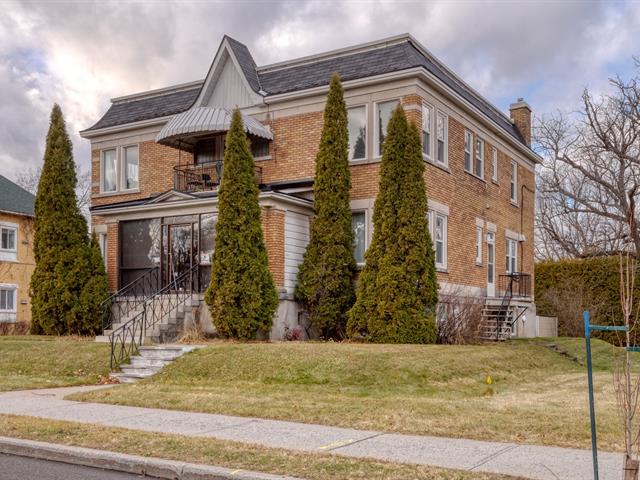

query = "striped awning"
[[156, 107, 273, 149]]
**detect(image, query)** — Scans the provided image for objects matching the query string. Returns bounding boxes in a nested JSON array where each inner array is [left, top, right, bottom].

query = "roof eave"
[[0, 208, 34, 218], [80, 116, 173, 139]]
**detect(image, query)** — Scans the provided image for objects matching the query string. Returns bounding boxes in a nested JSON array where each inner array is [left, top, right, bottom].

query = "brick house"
[[82, 34, 540, 341], [0, 175, 35, 325]]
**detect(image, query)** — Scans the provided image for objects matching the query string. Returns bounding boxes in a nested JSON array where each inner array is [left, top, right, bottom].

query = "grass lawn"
[[70, 338, 628, 451], [0, 336, 110, 391], [0, 414, 521, 480]]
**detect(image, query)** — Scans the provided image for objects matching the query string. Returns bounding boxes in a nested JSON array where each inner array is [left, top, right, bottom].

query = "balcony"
[[498, 272, 532, 299], [173, 162, 263, 193]]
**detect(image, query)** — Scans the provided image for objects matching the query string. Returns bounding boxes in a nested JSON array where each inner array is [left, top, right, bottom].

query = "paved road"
[[0, 453, 145, 480], [0, 386, 624, 480]]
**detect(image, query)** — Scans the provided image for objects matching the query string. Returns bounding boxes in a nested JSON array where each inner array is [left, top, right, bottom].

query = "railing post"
[[584, 310, 599, 480]]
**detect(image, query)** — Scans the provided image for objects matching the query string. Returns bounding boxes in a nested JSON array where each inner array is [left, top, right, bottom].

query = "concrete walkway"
[[0, 386, 623, 480]]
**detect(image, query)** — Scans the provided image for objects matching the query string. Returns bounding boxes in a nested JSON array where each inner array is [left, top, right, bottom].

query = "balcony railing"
[[173, 162, 263, 193], [498, 272, 532, 299]]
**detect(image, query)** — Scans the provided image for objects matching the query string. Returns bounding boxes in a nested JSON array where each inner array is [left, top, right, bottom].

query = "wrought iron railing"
[[173, 162, 263, 193], [100, 267, 160, 332], [108, 262, 200, 369], [498, 273, 532, 299]]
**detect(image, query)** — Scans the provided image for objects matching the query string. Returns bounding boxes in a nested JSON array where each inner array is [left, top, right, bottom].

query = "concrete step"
[[130, 357, 172, 368], [120, 365, 164, 376], [110, 345, 204, 384]]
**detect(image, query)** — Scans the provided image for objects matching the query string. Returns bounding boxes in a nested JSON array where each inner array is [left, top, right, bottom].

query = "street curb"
[[0, 436, 304, 480]]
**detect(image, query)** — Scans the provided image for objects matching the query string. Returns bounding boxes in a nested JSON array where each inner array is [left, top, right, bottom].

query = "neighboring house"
[[0, 175, 35, 324], [82, 33, 540, 341]]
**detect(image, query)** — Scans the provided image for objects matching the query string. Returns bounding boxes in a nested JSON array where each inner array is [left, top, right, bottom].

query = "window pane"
[[0, 290, 5, 310], [1, 228, 15, 250], [6, 290, 13, 310], [492, 148, 498, 180], [251, 138, 270, 158], [377, 100, 399, 156], [1, 229, 6, 249], [348, 106, 367, 161], [120, 219, 161, 269], [124, 146, 139, 190], [102, 149, 117, 192], [195, 139, 215, 165], [475, 139, 483, 177], [437, 113, 446, 163], [435, 215, 444, 265], [464, 132, 472, 172], [352, 212, 366, 264], [200, 214, 217, 264], [422, 105, 431, 157]]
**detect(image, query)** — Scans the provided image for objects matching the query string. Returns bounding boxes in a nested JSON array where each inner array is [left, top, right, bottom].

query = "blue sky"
[[0, 0, 638, 180]]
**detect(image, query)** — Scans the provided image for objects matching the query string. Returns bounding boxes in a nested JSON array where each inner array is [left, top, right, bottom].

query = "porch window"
[[348, 106, 367, 161], [352, 211, 367, 265], [475, 137, 484, 179], [422, 103, 432, 159], [101, 149, 117, 192], [375, 100, 399, 157], [506, 238, 518, 274], [464, 130, 472, 172], [119, 218, 161, 287], [124, 145, 139, 190]]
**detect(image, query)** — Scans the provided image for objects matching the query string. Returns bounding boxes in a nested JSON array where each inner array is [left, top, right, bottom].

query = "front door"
[[486, 232, 495, 297], [167, 223, 193, 289]]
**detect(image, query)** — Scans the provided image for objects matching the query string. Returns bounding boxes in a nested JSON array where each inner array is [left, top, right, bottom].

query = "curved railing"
[[109, 262, 200, 369], [100, 267, 160, 332], [173, 162, 263, 193]]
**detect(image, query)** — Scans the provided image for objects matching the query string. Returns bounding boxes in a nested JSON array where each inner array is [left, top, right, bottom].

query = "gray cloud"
[[0, 0, 638, 180]]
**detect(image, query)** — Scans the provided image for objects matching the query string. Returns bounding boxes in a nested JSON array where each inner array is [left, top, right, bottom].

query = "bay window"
[[348, 106, 367, 161]]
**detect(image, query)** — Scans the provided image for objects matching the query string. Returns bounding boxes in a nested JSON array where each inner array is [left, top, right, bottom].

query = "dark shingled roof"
[[0, 175, 35, 216], [85, 36, 524, 145]]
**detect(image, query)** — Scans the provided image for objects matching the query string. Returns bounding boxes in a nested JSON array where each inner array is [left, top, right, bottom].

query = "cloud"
[[0, 0, 638, 181]]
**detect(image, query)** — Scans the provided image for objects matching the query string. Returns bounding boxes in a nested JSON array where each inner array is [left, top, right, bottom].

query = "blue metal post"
[[584, 310, 599, 480]]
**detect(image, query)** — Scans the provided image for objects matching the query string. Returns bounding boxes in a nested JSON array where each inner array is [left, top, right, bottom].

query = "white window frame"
[[475, 137, 485, 179], [506, 238, 518, 274], [491, 147, 498, 182], [436, 110, 448, 167], [475, 226, 483, 265], [351, 210, 368, 266], [122, 144, 140, 191], [421, 103, 433, 160], [0, 222, 18, 262], [0, 284, 17, 323], [510, 160, 518, 204], [428, 209, 448, 270], [100, 145, 140, 194], [374, 99, 400, 158], [464, 130, 473, 173], [347, 104, 368, 162]]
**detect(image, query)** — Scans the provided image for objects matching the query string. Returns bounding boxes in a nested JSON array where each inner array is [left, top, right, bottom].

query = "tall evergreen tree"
[[347, 106, 438, 343], [205, 109, 278, 339], [295, 74, 356, 338], [30, 104, 108, 335]]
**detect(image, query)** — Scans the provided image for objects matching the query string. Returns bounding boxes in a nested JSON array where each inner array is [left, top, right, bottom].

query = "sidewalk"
[[0, 386, 623, 480]]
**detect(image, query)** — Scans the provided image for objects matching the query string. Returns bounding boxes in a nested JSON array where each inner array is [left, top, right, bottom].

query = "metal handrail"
[[100, 267, 160, 331], [173, 161, 263, 193], [108, 262, 200, 369]]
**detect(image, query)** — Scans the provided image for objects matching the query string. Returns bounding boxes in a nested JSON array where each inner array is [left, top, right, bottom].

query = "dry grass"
[[0, 336, 110, 391], [69, 339, 627, 451], [0, 414, 521, 480]]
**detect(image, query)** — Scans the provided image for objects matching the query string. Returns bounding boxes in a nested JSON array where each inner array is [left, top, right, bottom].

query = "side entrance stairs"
[[110, 345, 202, 383]]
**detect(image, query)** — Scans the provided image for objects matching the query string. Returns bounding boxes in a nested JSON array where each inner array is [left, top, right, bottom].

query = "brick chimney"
[[509, 98, 532, 147]]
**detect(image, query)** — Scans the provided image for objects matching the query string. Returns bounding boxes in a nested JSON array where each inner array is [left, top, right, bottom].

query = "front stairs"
[[111, 345, 202, 383], [480, 302, 528, 340]]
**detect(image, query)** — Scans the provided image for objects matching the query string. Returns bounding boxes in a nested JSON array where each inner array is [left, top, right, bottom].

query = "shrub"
[[205, 109, 278, 340], [347, 107, 438, 343], [295, 74, 356, 339], [436, 286, 485, 344]]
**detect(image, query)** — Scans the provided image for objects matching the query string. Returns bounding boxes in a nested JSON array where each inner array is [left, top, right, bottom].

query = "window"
[[464, 131, 472, 172], [348, 106, 367, 161], [475, 226, 483, 265], [510, 160, 518, 203], [98, 233, 107, 268], [375, 100, 399, 157], [436, 111, 447, 165], [0, 286, 16, 322], [1, 226, 16, 252], [352, 211, 367, 265], [491, 147, 498, 182], [421, 104, 432, 159], [428, 210, 447, 269], [506, 238, 518, 274], [251, 138, 271, 159], [123, 146, 139, 190], [475, 138, 484, 178], [101, 149, 117, 192]]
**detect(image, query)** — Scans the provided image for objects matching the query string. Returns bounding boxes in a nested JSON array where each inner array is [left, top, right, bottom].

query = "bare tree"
[[535, 64, 640, 259], [16, 165, 92, 220]]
